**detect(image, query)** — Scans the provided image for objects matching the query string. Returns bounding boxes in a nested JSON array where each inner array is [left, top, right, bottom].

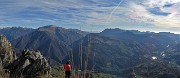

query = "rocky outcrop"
[[7, 50, 51, 78], [0, 58, 2, 70], [0, 35, 51, 78], [0, 35, 13, 78], [0, 60, 9, 78], [0, 35, 16, 67], [0, 58, 3, 76]]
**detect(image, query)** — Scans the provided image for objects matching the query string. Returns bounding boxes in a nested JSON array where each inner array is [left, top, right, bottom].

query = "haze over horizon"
[[0, 0, 180, 33]]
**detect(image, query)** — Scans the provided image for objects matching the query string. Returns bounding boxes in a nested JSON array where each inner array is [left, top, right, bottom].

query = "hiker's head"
[[66, 60, 70, 64]]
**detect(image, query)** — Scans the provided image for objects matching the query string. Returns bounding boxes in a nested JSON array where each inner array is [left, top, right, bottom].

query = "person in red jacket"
[[64, 61, 71, 78]]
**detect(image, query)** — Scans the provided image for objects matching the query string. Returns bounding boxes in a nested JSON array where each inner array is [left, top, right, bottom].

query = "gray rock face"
[[0, 59, 2, 70], [0, 59, 8, 78], [0, 35, 16, 67], [7, 50, 51, 78]]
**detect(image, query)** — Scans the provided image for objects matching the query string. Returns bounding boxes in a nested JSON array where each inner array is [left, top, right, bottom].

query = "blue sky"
[[0, 0, 180, 33]]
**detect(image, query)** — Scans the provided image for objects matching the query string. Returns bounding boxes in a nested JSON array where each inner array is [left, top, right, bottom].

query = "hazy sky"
[[0, 0, 180, 33]]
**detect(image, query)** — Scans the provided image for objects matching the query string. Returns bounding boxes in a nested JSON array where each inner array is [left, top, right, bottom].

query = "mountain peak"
[[38, 25, 57, 32], [1, 26, 33, 30], [37, 25, 67, 33], [102, 28, 126, 33], [0, 27, 35, 41]]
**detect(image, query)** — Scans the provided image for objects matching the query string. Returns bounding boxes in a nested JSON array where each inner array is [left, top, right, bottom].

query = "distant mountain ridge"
[[1, 26, 180, 77], [0, 27, 35, 41], [12, 25, 89, 64], [100, 28, 180, 52]]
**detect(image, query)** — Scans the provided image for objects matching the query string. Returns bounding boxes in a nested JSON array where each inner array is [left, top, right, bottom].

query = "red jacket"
[[64, 64, 71, 71]]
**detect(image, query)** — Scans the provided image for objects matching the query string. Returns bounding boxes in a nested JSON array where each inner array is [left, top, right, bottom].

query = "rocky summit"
[[7, 50, 51, 78], [0, 35, 16, 67], [0, 35, 51, 78], [0, 35, 16, 78]]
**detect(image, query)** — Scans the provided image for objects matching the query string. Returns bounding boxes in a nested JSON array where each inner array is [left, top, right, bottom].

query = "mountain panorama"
[[0, 25, 180, 78]]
